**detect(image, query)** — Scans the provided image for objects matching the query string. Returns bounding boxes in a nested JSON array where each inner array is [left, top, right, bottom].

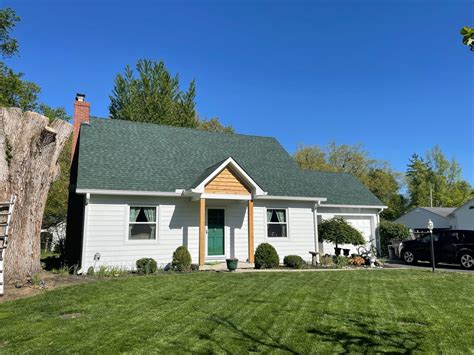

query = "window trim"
[[265, 207, 289, 239], [126, 205, 159, 242]]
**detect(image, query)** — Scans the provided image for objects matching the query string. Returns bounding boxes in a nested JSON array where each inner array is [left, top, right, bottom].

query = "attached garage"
[[318, 207, 380, 256]]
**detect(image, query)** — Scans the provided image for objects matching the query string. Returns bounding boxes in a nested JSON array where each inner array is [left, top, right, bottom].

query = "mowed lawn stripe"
[[0, 270, 473, 353]]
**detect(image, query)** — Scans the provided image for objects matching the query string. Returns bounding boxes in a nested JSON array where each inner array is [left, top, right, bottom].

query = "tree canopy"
[[109, 59, 233, 132], [460, 26, 474, 45], [294, 142, 406, 220], [295, 142, 472, 219], [318, 217, 365, 247], [406, 145, 473, 208]]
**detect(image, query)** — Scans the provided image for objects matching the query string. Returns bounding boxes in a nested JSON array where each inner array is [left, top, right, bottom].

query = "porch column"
[[199, 198, 206, 266], [248, 199, 254, 263]]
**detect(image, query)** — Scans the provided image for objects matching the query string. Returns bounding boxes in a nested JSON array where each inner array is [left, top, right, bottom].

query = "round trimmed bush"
[[172, 246, 192, 272], [254, 243, 279, 269], [378, 220, 410, 257], [136, 258, 158, 274], [283, 255, 305, 269]]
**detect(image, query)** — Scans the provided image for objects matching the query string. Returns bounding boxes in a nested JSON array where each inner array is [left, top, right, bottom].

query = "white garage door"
[[345, 216, 373, 244], [321, 215, 374, 255]]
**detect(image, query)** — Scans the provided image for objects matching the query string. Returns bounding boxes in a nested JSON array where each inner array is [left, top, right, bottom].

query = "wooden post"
[[199, 198, 206, 266], [248, 199, 254, 263]]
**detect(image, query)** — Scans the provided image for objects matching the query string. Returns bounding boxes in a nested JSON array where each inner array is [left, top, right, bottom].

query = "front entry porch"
[[199, 198, 254, 266]]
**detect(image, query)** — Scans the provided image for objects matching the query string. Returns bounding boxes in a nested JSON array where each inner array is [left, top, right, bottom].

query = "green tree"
[[460, 26, 474, 46], [109, 59, 233, 133], [43, 137, 71, 228], [38, 104, 69, 122], [109, 59, 198, 127], [406, 146, 473, 208], [0, 8, 19, 58], [293, 145, 333, 171], [0, 8, 40, 110], [318, 217, 365, 249], [406, 153, 433, 207], [294, 143, 406, 219], [378, 220, 410, 257], [197, 117, 234, 134]]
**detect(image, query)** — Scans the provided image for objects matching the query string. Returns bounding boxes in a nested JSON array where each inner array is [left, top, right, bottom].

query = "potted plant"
[[226, 257, 239, 271]]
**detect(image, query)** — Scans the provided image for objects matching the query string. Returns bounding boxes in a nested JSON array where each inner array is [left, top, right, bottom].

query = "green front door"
[[208, 209, 225, 256]]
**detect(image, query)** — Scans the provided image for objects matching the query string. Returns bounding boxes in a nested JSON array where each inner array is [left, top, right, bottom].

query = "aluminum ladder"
[[0, 195, 16, 296]]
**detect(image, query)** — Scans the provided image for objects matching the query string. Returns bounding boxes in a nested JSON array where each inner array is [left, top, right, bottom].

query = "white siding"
[[450, 199, 474, 230], [82, 195, 381, 269], [83, 195, 199, 270], [254, 200, 316, 264]]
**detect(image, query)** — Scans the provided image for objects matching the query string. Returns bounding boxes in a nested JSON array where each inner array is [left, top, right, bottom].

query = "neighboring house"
[[66, 94, 385, 270], [40, 221, 66, 251], [395, 207, 455, 232], [448, 199, 474, 230]]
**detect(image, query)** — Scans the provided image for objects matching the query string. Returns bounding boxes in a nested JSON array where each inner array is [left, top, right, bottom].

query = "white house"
[[66, 94, 385, 270], [448, 199, 474, 230], [395, 207, 455, 231]]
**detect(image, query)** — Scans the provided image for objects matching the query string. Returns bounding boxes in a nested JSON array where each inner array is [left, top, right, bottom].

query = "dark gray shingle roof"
[[420, 207, 456, 217], [76, 118, 383, 206]]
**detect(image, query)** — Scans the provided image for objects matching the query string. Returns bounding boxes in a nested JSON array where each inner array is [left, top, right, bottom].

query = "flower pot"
[[343, 248, 350, 257], [334, 247, 342, 256], [226, 258, 238, 272]]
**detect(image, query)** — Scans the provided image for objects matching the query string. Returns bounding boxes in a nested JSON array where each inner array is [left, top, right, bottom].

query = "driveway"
[[385, 260, 473, 273]]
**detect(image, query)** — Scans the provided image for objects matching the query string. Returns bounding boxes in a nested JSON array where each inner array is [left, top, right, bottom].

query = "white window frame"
[[126, 205, 159, 242], [265, 207, 289, 238]]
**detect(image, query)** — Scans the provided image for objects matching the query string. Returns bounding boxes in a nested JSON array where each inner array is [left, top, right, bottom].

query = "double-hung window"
[[267, 208, 288, 238], [128, 206, 157, 240]]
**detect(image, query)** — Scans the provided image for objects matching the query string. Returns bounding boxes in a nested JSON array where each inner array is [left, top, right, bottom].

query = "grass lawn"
[[0, 270, 473, 353]]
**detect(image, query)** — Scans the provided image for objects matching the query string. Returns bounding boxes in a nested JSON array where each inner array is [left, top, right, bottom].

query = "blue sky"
[[4, 0, 473, 184]]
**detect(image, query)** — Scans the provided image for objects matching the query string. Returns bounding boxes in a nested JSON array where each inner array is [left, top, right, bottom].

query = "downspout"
[[313, 201, 321, 264], [79, 192, 91, 273]]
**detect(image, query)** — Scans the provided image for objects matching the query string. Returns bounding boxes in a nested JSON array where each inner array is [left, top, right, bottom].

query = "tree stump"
[[0, 108, 72, 283]]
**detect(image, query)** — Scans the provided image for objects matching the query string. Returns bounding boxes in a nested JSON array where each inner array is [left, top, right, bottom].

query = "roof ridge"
[[88, 116, 278, 141]]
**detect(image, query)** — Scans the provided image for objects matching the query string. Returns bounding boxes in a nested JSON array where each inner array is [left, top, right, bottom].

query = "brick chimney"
[[71, 93, 90, 161]]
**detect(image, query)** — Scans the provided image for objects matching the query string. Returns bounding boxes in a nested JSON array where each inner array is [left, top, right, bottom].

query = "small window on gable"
[[129, 206, 157, 240], [267, 208, 288, 238]]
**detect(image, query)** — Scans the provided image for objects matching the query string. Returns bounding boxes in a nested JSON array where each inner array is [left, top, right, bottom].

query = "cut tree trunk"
[[0, 108, 72, 283]]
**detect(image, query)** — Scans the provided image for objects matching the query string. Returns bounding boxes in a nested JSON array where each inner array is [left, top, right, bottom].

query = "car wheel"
[[459, 252, 474, 270], [402, 250, 416, 265]]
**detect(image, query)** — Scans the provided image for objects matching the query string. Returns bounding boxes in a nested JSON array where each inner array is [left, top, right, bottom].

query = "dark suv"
[[399, 230, 474, 269]]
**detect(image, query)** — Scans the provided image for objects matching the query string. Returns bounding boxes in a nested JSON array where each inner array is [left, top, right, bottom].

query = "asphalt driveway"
[[385, 260, 473, 273]]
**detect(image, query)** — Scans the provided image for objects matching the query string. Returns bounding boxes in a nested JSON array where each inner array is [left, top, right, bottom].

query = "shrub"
[[319, 255, 335, 268], [172, 246, 192, 272], [254, 243, 279, 269], [86, 266, 95, 276], [319, 218, 365, 248], [378, 220, 410, 257], [349, 256, 366, 266], [136, 258, 158, 274], [332, 255, 349, 268], [191, 264, 199, 272], [283, 255, 305, 269]]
